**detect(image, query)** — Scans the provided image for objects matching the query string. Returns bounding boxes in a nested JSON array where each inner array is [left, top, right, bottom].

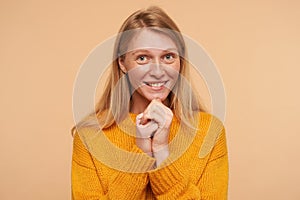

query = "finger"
[[140, 115, 150, 125], [146, 121, 159, 133], [143, 98, 163, 116], [136, 113, 143, 125], [136, 113, 143, 119], [144, 104, 164, 120], [136, 121, 158, 138], [142, 99, 172, 127], [146, 99, 172, 116], [137, 113, 152, 125], [144, 111, 167, 128], [154, 98, 162, 103], [145, 103, 172, 120], [138, 120, 158, 129]]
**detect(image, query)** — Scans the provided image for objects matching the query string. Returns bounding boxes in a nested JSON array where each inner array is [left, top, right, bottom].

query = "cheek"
[[167, 63, 181, 79], [123, 59, 136, 71], [126, 67, 148, 88], [127, 73, 140, 88], [169, 59, 181, 73]]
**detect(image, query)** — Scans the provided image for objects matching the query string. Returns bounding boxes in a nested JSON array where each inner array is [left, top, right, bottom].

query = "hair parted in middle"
[[71, 6, 207, 135]]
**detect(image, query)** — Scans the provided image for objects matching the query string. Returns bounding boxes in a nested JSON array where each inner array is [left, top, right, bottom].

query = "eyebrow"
[[130, 48, 179, 55]]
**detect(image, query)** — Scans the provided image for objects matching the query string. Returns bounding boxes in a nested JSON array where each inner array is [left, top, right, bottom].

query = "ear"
[[118, 57, 127, 74]]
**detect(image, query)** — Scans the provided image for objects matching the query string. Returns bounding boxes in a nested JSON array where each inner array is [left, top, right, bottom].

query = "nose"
[[149, 58, 164, 78]]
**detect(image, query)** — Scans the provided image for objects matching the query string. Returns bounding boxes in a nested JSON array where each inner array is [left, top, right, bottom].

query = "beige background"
[[1, 0, 300, 199]]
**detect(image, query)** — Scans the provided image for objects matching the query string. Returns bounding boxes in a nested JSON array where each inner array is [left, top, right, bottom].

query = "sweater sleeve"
[[71, 131, 155, 200], [197, 127, 229, 199], [148, 157, 201, 199], [148, 127, 228, 200]]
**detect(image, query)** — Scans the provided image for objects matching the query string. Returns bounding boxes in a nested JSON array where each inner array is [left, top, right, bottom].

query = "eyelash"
[[135, 53, 177, 64], [164, 54, 174, 60], [137, 55, 148, 61]]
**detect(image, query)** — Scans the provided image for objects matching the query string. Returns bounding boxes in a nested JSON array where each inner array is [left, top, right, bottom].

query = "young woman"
[[71, 6, 228, 199]]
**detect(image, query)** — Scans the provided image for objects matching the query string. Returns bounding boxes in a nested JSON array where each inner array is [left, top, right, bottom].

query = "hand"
[[142, 99, 173, 166], [136, 113, 158, 157], [142, 99, 173, 150]]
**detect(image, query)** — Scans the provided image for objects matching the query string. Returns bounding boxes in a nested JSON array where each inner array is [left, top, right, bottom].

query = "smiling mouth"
[[144, 81, 168, 87]]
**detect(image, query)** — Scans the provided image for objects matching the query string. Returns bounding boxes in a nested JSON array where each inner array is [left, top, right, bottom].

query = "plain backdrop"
[[1, 0, 300, 199]]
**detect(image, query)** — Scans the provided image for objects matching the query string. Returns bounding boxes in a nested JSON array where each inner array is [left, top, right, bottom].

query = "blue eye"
[[136, 55, 149, 64], [165, 54, 173, 59], [138, 56, 146, 61], [163, 53, 177, 64]]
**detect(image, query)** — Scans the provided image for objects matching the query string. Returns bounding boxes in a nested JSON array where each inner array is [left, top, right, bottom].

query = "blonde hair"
[[71, 6, 207, 135]]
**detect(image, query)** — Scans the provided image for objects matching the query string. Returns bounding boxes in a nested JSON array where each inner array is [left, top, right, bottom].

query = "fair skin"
[[118, 29, 181, 166]]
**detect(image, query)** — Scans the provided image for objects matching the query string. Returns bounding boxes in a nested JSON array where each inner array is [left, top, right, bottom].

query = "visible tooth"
[[149, 82, 164, 87]]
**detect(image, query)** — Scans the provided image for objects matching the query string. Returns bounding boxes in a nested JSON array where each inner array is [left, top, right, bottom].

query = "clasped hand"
[[136, 99, 173, 167]]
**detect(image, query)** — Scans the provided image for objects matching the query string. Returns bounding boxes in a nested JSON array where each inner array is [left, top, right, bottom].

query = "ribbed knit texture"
[[72, 112, 228, 199]]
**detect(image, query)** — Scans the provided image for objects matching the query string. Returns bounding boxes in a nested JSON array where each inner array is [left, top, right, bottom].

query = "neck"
[[129, 93, 150, 114]]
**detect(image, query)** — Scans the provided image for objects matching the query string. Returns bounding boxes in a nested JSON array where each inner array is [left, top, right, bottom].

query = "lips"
[[144, 81, 168, 87]]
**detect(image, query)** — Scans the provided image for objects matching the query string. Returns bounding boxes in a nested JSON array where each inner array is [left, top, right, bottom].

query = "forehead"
[[126, 29, 178, 53]]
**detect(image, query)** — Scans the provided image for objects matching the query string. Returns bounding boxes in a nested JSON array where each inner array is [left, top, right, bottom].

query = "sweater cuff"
[[108, 145, 155, 199], [121, 144, 156, 173], [109, 170, 149, 198], [149, 157, 187, 195]]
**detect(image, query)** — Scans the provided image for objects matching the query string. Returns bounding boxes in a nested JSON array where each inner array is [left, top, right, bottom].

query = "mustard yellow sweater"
[[72, 112, 228, 199]]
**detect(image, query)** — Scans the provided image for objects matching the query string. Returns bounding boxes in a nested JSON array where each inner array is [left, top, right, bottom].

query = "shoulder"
[[72, 127, 103, 168], [72, 126, 101, 153], [198, 112, 225, 131], [196, 112, 227, 158]]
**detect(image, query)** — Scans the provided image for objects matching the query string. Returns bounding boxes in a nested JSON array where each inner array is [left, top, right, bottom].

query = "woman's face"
[[118, 29, 181, 111]]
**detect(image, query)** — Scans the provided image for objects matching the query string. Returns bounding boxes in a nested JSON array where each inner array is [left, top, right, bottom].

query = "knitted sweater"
[[71, 112, 228, 199]]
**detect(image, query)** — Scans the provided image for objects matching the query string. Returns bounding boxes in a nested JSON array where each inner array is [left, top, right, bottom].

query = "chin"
[[146, 93, 169, 102]]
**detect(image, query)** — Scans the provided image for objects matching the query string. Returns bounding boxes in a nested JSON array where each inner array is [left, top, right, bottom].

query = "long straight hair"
[[71, 6, 207, 135]]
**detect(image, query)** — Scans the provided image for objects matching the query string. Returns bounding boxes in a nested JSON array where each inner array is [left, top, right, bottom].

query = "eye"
[[162, 53, 176, 63], [165, 54, 173, 59], [136, 55, 149, 64]]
